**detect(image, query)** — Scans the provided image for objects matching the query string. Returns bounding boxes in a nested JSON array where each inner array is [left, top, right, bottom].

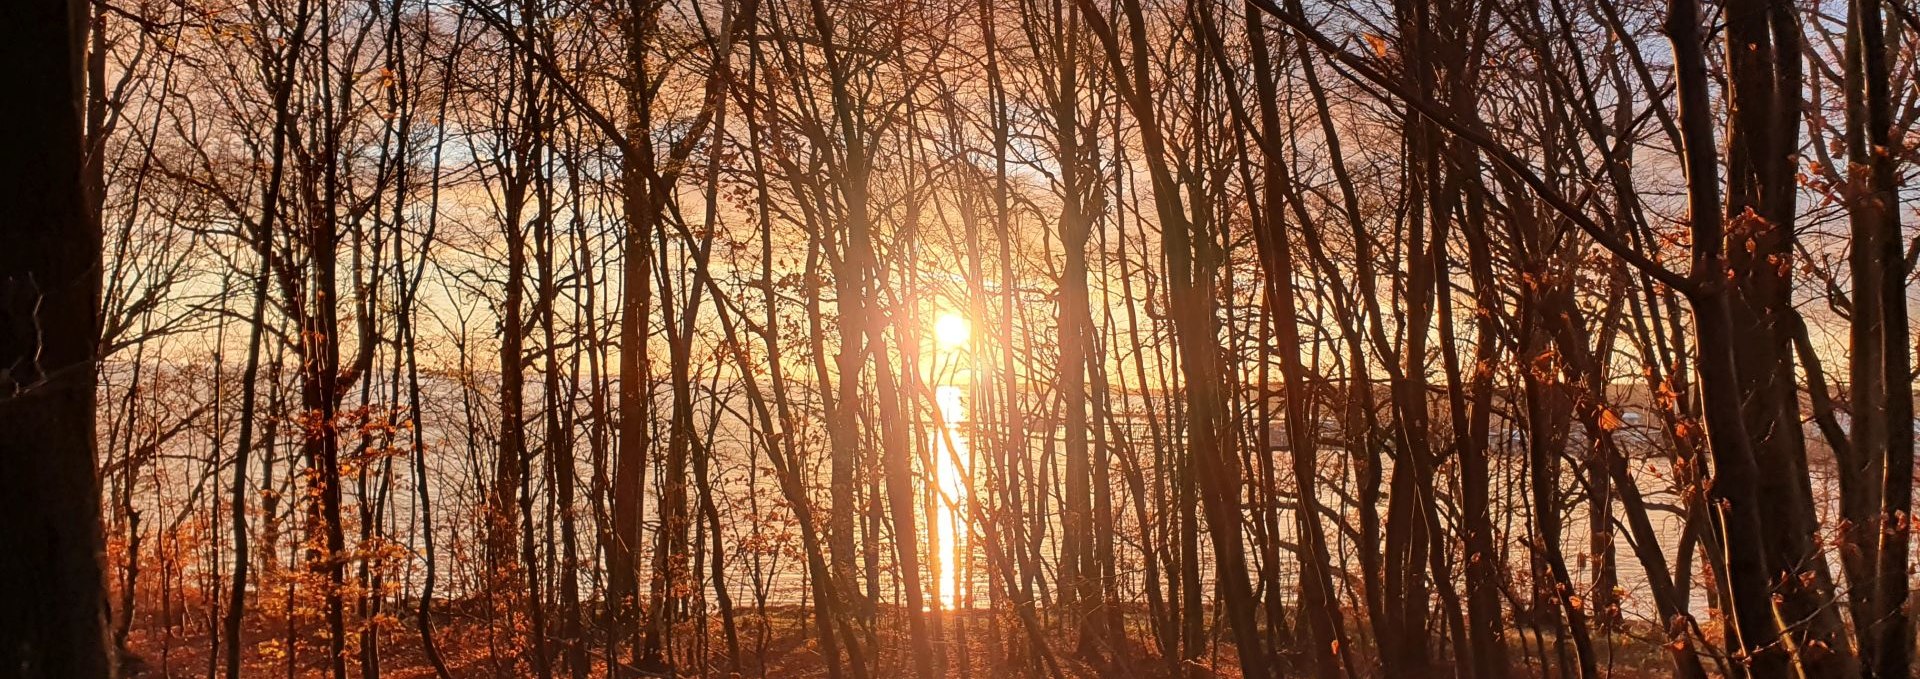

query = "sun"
[[934, 312, 971, 349]]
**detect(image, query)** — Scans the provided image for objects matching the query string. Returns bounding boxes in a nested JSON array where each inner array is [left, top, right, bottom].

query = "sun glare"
[[934, 312, 971, 348], [932, 385, 969, 610]]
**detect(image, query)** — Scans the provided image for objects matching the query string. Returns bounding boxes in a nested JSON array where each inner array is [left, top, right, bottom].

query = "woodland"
[[2, 0, 1919, 676]]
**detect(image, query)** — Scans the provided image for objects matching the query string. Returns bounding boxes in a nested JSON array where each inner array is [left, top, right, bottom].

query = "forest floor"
[[119, 601, 1686, 678]]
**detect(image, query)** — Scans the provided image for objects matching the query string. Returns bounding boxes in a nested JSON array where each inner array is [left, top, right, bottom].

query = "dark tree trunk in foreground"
[[1846, 0, 1914, 672], [0, 0, 112, 676], [1667, 0, 1790, 672], [1243, 9, 1350, 678]]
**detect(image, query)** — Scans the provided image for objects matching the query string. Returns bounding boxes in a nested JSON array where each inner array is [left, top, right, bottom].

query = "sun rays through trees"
[[17, 0, 1920, 676]]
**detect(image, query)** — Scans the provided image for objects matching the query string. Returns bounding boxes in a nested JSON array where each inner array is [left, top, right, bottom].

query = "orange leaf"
[[1362, 33, 1390, 58], [1597, 407, 1625, 431]]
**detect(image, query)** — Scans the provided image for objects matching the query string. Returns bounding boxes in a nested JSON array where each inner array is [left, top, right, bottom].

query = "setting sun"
[[934, 312, 970, 349]]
